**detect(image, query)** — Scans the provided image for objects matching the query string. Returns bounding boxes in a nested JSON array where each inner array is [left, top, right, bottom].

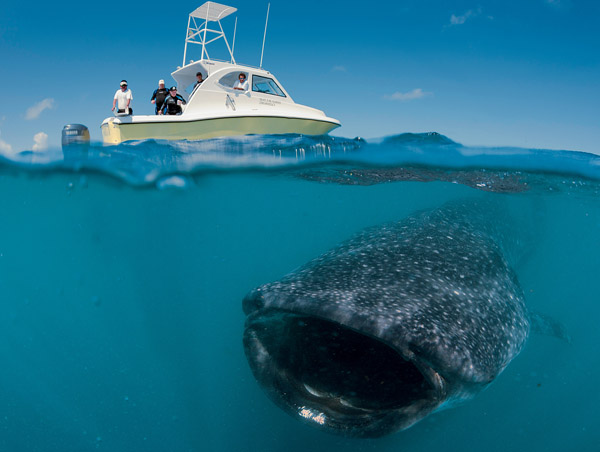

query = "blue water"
[[1, 133, 599, 451]]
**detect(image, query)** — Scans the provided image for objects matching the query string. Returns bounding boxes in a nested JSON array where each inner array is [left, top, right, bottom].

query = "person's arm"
[[126, 91, 132, 109], [234, 80, 249, 92], [112, 91, 117, 111], [151, 89, 157, 103], [178, 95, 187, 105]]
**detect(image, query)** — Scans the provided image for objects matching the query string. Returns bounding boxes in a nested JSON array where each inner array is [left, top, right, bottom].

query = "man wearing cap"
[[160, 86, 187, 115], [151, 80, 169, 115], [112, 80, 133, 115]]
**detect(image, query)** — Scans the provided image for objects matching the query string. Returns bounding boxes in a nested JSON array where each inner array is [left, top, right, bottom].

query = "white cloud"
[[25, 98, 55, 120], [0, 128, 12, 153], [449, 8, 482, 26], [332, 65, 347, 72], [32, 132, 48, 151], [0, 137, 12, 153], [385, 88, 433, 101]]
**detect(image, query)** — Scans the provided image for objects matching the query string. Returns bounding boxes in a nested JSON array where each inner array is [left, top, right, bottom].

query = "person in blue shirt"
[[160, 87, 187, 115]]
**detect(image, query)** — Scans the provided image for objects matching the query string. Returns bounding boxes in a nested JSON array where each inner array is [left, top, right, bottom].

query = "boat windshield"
[[252, 75, 285, 97]]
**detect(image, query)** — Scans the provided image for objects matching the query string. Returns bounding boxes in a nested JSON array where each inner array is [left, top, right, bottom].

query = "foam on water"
[[0, 133, 598, 451]]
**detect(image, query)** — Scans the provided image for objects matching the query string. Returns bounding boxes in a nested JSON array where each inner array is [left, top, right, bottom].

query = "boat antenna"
[[232, 17, 238, 63], [259, 3, 270, 68]]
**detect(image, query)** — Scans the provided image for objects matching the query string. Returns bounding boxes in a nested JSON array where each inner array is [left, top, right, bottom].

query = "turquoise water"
[[1, 133, 599, 451]]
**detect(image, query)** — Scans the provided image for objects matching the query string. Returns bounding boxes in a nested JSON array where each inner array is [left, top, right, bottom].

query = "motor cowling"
[[62, 124, 90, 149]]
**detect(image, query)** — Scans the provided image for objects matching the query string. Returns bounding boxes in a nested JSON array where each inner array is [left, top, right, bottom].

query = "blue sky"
[[0, 0, 598, 153]]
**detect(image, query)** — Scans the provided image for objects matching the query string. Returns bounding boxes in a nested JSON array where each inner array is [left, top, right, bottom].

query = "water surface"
[[1, 133, 598, 451]]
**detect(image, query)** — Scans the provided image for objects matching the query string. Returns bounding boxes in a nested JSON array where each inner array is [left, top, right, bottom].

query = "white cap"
[[120, 81, 127, 86], [159, 79, 165, 84]]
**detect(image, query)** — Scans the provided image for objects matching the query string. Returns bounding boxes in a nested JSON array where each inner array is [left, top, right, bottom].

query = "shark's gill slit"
[[249, 312, 434, 413]]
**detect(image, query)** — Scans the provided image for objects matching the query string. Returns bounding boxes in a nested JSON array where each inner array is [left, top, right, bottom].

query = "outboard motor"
[[62, 124, 90, 150]]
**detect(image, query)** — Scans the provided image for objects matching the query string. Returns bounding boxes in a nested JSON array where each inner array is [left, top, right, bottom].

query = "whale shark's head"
[[243, 296, 449, 438], [242, 202, 530, 437]]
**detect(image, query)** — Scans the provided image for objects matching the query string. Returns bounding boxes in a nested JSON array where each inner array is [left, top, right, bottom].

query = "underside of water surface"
[[0, 133, 598, 451]]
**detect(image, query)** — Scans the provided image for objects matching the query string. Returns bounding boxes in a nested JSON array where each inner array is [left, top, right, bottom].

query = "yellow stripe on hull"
[[101, 116, 339, 144]]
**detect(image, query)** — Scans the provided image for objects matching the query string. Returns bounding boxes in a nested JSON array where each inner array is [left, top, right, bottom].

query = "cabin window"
[[252, 75, 286, 97], [218, 71, 248, 89]]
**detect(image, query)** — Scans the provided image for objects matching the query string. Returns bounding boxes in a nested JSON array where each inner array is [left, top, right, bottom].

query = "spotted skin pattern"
[[243, 201, 531, 437]]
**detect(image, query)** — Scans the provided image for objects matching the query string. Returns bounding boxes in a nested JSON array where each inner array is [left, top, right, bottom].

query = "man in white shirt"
[[233, 73, 249, 92], [112, 80, 133, 115]]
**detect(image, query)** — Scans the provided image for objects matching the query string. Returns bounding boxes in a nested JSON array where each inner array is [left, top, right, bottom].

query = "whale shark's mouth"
[[243, 309, 445, 437]]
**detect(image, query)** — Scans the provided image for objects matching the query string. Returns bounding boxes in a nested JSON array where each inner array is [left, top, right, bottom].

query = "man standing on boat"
[[195, 72, 204, 88], [112, 80, 133, 115], [160, 87, 187, 115], [190, 72, 204, 97], [150, 80, 169, 115]]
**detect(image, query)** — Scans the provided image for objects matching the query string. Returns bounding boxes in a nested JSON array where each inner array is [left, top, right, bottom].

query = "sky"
[[0, 0, 598, 154]]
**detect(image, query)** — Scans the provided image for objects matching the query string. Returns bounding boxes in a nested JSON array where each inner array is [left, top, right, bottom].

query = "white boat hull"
[[101, 115, 340, 144]]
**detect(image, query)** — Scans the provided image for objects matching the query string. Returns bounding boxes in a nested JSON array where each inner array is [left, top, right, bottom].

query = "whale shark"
[[242, 200, 562, 438]]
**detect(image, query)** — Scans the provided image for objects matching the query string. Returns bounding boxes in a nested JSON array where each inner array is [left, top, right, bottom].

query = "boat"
[[100, 2, 341, 145]]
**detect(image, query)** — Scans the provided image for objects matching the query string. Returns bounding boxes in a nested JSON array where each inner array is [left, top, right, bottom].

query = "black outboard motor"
[[62, 124, 90, 150]]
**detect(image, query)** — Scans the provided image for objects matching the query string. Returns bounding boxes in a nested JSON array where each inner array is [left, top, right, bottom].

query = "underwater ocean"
[[1, 132, 599, 452]]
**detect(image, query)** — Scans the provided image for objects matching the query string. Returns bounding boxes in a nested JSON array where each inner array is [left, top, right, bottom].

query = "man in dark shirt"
[[150, 80, 169, 115], [160, 87, 187, 115], [190, 72, 205, 98], [195, 72, 204, 87]]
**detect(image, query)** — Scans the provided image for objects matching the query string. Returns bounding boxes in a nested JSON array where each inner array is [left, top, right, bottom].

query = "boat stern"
[[101, 118, 123, 144]]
